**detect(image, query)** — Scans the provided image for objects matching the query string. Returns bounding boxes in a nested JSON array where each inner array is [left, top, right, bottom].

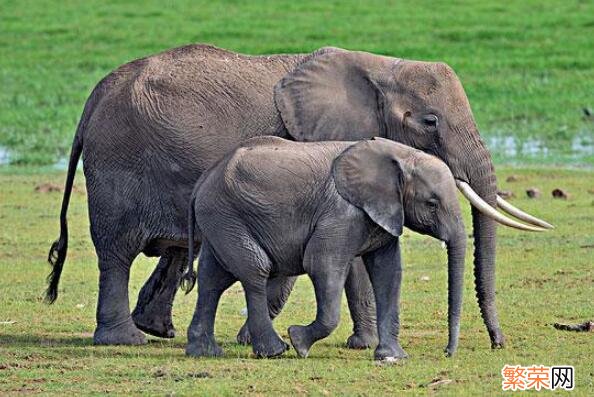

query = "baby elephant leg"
[[236, 249, 288, 358], [236, 275, 297, 345], [186, 243, 235, 357], [362, 240, 408, 361], [344, 257, 378, 349], [243, 277, 290, 358], [288, 242, 352, 358]]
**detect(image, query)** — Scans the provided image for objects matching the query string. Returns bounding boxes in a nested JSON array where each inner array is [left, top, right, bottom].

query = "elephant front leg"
[[362, 239, 408, 361], [132, 248, 188, 338], [94, 253, 146, 345], [344, 257, 378, 349]]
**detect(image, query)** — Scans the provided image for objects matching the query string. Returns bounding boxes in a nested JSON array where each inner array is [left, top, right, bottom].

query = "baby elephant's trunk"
[[445, 235, 467, 356]]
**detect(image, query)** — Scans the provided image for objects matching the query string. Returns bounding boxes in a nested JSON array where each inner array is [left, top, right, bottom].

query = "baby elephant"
[[186, 136, 466, 361]]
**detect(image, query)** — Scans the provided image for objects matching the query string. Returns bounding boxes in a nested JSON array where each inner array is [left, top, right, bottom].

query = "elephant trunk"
[[445, 233, 466, 356], [466, 143, 505, 348], [446, 119, 505, 349]]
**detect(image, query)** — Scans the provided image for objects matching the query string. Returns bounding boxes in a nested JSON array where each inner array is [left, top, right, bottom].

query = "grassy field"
[[1, 0, 593, 395], [0, 0, 593, 166], [0, 168, 592, 395]]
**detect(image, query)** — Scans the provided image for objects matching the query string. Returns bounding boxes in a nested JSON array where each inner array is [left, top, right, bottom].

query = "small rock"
[[526, 188, 541, 198], [152, 368, 168, 378], [75, 304, 85, 309], [187, 371, 211, 379], [498, 190, 515, 199], [553, 321, 593, 332], [240, 307, 248, 317], [420, 276, 430, 282], [505, 175, 520, 182], [426, 378, 453, 389], [552, 188, 570, 199]]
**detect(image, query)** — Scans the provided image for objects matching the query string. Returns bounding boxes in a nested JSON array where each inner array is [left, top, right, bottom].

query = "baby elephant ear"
[[333, 140, 405, 237]]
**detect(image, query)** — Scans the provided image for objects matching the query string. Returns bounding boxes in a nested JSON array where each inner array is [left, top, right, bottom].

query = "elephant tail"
[[181, 191, 198, 294], [45, 133, 82, 304], [45, 74, 109, 303]]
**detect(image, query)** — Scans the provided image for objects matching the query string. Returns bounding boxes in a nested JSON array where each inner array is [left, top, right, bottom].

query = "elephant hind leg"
[[93, 248, 146, 346], [242, 278, 290, 358], [186, 242, 235, 358], [236, 275, 298, 346], [132, 247, 191, 338], [344, 257, 378, 349]]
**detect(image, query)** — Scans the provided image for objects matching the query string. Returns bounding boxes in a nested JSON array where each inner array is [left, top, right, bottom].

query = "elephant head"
[[275, 48, 552, 348], [333, 138, 467, 355]]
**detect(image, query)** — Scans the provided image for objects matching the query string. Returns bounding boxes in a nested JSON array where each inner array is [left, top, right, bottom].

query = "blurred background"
[[0, 0, 592, 167]]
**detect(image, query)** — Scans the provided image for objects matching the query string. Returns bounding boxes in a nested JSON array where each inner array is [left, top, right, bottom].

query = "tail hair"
[[45, 237, 67, 303]]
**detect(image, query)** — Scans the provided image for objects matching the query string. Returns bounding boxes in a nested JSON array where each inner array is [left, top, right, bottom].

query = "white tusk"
[[456, 181, 547, 232], [496, 196, 554, 229]]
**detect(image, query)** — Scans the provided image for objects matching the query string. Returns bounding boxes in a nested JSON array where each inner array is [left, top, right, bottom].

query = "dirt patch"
[[34, 183, 62, 193], [506, 175, 522, 182], [34, 182, 85, 194], [420, 378, 453, 389]]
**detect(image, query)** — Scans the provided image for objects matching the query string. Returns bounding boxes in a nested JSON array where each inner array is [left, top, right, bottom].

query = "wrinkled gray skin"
[[186, 137, 466, 360], [48, 44, 503, 349]]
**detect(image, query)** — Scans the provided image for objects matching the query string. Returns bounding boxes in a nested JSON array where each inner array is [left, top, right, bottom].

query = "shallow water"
[[0, 146, 11, 166], [1, 133, 593, 169], [486, 132, 593, 166]]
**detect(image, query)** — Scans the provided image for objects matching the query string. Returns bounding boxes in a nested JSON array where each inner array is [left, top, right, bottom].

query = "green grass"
[[0, 0, 593, 166], [1, 1, 593, 394], [1, 168, 592, 395]]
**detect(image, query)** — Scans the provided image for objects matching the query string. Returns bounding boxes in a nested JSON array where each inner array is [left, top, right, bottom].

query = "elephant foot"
[[490, 329, 505, 349], [186, 335, 224, 358], [132, 308, 176, 339], [236, 323, 251, 345], [252, 332, 289, 358], [346, 329, 378, 350], [374, 343, 408, 362], [288, 325, 316, 358], [93, 318, 147, 345], [444, 343, 458, 357]]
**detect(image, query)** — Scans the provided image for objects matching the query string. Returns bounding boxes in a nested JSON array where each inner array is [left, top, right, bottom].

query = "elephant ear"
[[333, 139, 405, 237], [274, 50, 391, 141]]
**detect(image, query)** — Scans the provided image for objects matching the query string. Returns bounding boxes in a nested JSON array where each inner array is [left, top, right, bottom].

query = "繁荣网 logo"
[[501, 365, 574, 391]]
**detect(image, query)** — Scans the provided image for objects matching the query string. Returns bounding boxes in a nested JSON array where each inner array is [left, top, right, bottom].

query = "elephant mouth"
[[455, 180, 553, 232]]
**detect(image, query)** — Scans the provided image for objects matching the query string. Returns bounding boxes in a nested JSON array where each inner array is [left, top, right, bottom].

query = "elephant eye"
[[423, 114, 439, 129], [426, 198, 439, 211]]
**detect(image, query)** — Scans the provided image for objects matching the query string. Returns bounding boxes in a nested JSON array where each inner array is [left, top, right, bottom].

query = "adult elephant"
[[46, 44, 550, 347]]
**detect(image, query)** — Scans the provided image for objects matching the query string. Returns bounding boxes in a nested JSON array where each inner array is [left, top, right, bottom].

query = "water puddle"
[[0, 146, 11, 165], [52, 157, 69, 171], [1, 133, 593, 168], [486, 132, 593, 165]]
